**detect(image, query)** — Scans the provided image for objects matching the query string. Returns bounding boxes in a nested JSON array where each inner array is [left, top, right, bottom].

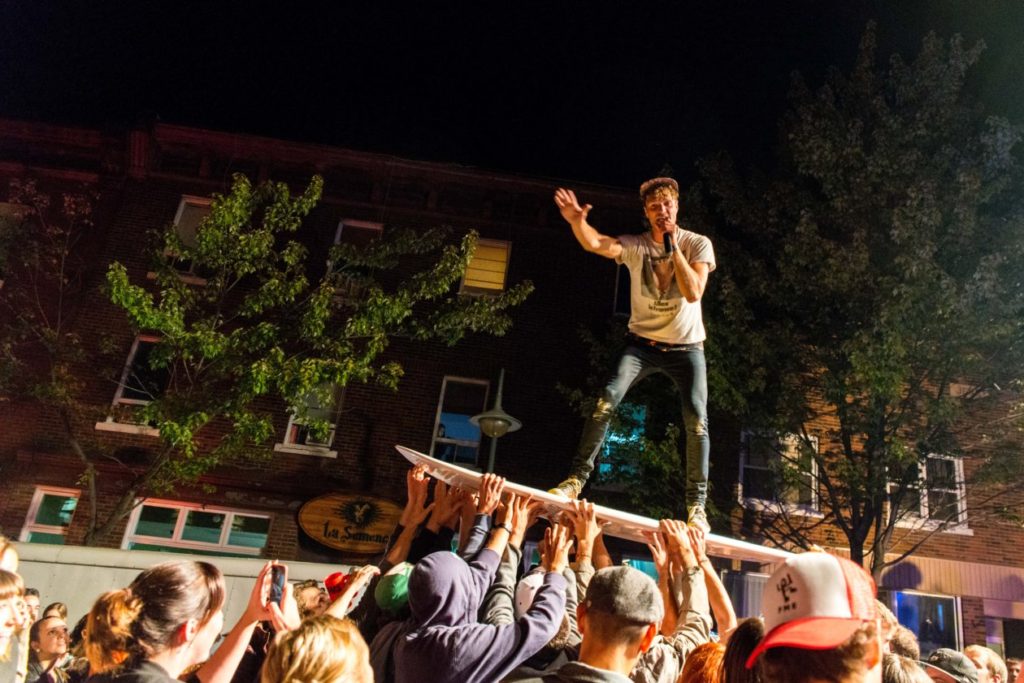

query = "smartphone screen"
[[269, 565, 286, 606]]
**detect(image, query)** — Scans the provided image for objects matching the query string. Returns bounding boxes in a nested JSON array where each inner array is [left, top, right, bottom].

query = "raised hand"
[[267, 564, 302, 633], [542, 521, 574, 574], [686, 524, 709, 565], [427, 481, 463, 530], [508, 495, 545, 548], [569, 499, 602, 546], [401, 466, 434, 527], [646, 531, 670, 582], [553, 187, 592, 227], [407, 465, 430, 505], [477, 473, 506, 516], [326, 564, 382, 618], [660, 519, 698, 570]]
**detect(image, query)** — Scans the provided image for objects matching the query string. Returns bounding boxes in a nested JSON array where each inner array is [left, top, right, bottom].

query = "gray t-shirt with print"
[[615, 228, 715, 344]]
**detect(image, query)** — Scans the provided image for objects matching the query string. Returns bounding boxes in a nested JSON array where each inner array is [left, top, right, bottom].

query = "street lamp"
[[470, 368, 521, 473]]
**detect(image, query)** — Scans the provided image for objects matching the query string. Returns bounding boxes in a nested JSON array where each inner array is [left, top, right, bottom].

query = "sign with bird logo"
[[298, 492, 402, 554]]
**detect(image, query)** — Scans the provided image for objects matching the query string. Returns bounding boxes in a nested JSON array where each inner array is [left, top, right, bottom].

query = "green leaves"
[[699, 26, 1024, 569], [100, 172, 531, 518]]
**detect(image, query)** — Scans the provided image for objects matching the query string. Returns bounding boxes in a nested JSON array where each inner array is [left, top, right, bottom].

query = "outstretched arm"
[[554, 188, 622, 260]]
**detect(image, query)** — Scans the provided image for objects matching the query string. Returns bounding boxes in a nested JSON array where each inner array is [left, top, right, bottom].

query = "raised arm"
[[688, 525, 737, 638], [195, 562, 275, 683], [554, 188, 622, 260]]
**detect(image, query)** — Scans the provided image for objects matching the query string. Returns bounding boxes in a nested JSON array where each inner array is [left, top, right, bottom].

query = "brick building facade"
[[1, 118, 1022, 657]]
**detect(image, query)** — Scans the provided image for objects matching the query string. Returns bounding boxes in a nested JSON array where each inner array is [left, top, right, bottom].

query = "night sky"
[[3, 1, 1024, 188]]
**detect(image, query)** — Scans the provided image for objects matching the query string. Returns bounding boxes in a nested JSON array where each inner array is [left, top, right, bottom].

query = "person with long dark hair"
[[86, 561, 225, 683]]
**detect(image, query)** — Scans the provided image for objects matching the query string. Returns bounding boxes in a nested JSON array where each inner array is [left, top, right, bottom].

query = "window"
[[112, 335, 171, 406], [460, 239, 510, 295], [896, 454, 968, 528], [96, 335, 169, 435], [168, 196, 212, 282], [334, 219, 383, 248], [123, 499, 270, 556], [274, 384, 343, 458], [20, 487, 79, 544], [884, 590, 961, 653], [431, 377, 490, 467], [332, 219, 383, 302], [739, 431, 819, 511]]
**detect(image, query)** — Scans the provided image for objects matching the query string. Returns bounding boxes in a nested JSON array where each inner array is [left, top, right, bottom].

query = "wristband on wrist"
[[493, 522, 513, 534]]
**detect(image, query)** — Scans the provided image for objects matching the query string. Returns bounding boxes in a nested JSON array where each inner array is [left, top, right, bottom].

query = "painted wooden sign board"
[[396, 445, 792, 566], [299, 492, 403, 554]]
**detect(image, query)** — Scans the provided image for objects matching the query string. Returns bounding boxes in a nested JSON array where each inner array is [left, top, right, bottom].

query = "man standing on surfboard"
[[551, 178, 716, 532]]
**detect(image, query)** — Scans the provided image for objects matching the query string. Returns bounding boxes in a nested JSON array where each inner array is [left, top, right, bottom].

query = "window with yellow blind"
[[460, 239, 510, 295]]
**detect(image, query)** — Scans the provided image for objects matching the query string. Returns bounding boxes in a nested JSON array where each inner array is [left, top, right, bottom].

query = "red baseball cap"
[[746, 552, 877, 668], [324, 571, 352, 602]]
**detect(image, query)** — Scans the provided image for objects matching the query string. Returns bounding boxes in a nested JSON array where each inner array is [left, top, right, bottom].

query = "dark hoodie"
[[393, 548, 567, 683]]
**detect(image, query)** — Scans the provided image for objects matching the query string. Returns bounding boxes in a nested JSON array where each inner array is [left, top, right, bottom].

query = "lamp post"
[[470, 368, 521, 473]]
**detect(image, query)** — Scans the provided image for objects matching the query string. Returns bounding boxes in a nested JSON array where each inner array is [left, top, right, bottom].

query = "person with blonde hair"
[[1, 567, 30, 683], [0, 534, 19, 572], [261, 614, 371, 683], [964, 645, 1008, 683]]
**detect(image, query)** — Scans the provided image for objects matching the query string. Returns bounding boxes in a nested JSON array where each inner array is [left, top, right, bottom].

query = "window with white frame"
[[431, 377, 490, 467], [460, 239, 510, 295], [123, 499, 271, 556], [20, 487, 79, 544], [112, 335, 171, 406], [168, 196, 212, 281], [896, 454, 968, 527], [739, 431, 819, 511], [332, 219, 383, 302], [274, 384, 343, 457]]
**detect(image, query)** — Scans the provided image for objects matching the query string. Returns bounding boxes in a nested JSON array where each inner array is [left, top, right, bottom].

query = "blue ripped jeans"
[[568, 343, 709, 507]]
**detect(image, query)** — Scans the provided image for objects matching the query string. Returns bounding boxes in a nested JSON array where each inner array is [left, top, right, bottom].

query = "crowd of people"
[[1, 466, 1021, 683]]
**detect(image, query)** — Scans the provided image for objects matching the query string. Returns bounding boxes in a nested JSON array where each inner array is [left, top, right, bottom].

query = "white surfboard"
[[395, 445, 791, 566]]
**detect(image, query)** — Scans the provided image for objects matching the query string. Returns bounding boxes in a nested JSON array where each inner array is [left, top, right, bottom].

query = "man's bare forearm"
[[671, 252, 705, 302]]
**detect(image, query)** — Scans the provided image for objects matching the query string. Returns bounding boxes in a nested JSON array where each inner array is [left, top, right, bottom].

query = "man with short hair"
[[22, 588, 40, 623], [509, 564, 666, 682], [746, 552, 884, 683], [1005, 658, 1020, 683], [551, 180, 716, 531], [964, 645, 1007, 683], [920, 648, 979, 683]]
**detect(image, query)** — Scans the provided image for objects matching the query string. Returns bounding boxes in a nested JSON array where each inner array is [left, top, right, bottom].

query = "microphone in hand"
[[663, 233, 675, 253]]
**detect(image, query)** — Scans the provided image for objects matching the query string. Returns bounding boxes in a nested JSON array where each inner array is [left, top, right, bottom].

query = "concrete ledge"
[[14, 542, 351, 628]]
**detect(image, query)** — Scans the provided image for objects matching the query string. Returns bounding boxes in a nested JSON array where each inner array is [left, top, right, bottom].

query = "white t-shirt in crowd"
[[616, 228, 716, 344]]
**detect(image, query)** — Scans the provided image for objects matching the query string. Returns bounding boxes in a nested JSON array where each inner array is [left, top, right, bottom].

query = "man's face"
[[643, 192, 679, 236], [1007, 661, 1020, 682], [33, 617, 69, 659], [24, 595, 40, 622], [965, 653, 992, 683]]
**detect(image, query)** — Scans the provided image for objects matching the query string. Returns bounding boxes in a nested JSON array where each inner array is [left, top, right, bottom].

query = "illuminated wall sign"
[[298, 492, 402, 554]]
